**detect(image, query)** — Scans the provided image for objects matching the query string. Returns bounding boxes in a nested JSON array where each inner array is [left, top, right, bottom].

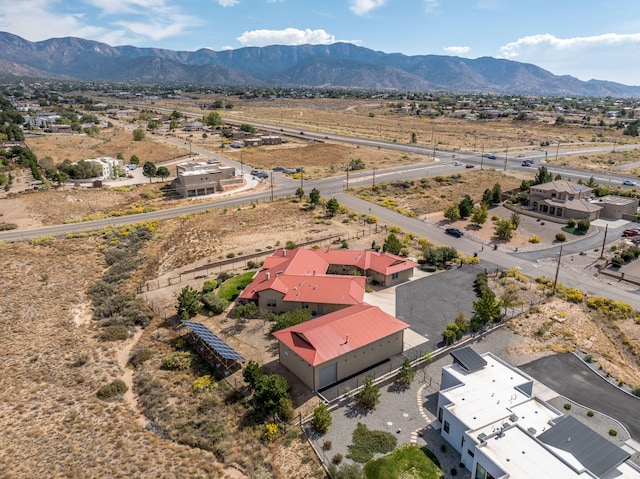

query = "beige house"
[[171, 160, 239, 198], [528, 180, 600, 220], [273, 303, 409, 390], [529, 180, 639, 220]]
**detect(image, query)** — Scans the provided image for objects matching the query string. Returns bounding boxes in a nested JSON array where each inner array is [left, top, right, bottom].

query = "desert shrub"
[[323, 440, 332, 451], [564, 403, 571, 410], [529, 235, 540, 243], [555, 233, 566, 242], [621, 249, 635, 262], [332, 453, 343, 465], [192, 375, 216, 393], [0, 222, 18, 231], [631, 387, 640, 397], [346, 423, 397, 463], [96, 379, 128, 400], [263, 423, 279, 442], [217, 271, 234, 283], [577, 218, 590, 231], [201, 292, 228, 314], [233, 301, 260, 319], [226, 252, 235, 258], [161, 351, 193, 371], [585, 354, 594, 363], [270, 308, 311, 332], [70, 352, 89, 367], [99, 325, 130, 341], [128, 347, 153, 368], [312, 403, 333, 434], [609, 429, 618, 436], [202, 279, 217, 293], [247, 260, 262, 269], [611, 256, 624, 267], [587, 410, 594, 417], [285, 240, 297, 250], [567, 218, 577, 228]]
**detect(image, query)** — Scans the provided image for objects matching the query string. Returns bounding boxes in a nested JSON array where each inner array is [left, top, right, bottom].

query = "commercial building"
[[171, 160, 239, 198]]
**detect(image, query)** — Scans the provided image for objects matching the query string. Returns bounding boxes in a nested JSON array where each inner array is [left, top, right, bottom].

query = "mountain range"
[[0, 32, 638, 97]]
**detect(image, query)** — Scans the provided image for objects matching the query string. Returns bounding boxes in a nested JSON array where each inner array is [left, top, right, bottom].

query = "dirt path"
[[116, 328, 149, 429]]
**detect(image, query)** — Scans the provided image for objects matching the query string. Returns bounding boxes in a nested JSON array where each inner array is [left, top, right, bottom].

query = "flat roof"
[[479, 426, 591, 479], [442, 353, 533, 431]]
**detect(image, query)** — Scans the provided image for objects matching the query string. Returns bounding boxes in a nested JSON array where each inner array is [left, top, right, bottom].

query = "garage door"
[[319, 363, 337, 389]]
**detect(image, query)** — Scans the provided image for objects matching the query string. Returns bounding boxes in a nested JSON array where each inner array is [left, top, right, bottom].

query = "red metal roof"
[[313, 249, 417, 275], [272, 303, 409, 366]]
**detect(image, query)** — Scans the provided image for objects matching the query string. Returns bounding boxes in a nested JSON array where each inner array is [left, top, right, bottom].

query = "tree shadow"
[[345, 403, 370, 419]]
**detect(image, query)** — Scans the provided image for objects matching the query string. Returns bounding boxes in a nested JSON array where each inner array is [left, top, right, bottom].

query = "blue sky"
[[2, 0, 640, 85]]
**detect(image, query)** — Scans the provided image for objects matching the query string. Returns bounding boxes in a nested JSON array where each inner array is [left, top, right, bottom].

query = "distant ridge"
[[0, 32, 638, 97]]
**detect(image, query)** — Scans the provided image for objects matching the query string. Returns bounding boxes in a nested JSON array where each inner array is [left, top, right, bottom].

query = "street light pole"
[[480, 145, 484, 170], [555, 139, 560, 162], [346, 165, 349, 190], [504, 145, 508, 171], [372, 166, 376, 187]]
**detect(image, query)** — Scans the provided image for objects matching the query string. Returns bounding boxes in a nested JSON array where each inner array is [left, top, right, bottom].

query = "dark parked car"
[[445, 228, 464, 238], [483, 153, 497, 159]]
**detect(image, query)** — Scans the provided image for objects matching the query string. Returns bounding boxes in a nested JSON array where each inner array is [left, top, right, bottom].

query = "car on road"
[[622, 228, 640, 237], [454, 161, 463, 166], [482, 153, 497, 159], [522, 159, 533, 167], [516, 153, 525, 158], [465, 164, 475, 168], [445, 228, 464, 238], [622, 180, 637, 186]]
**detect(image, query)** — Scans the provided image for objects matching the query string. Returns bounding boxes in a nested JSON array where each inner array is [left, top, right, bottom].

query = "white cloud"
[[443, 46, 470, 56], [215, 0, 240, 6], [0, 0, 106, 41], [222, 45, 234, 50], [499, 32, 640, 84], [349, 0, 386, 16], [424, 0, 439, 13], [236, 28, 337, 47]]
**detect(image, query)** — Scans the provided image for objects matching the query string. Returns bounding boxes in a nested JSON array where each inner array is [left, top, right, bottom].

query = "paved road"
[[519, 353, 640, 440]]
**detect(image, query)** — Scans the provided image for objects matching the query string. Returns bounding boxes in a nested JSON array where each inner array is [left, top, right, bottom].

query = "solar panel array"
[[183, 321, 245, 361]]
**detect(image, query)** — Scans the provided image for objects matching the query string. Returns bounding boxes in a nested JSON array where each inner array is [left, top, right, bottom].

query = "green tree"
[[534, 166, 554, 185], [254, 374, 290, 415], [471, 290, 501, 331], [156, 166, 170, 182], [243, 360, 264, 389], [170, 110, 183, 120], [443, 204, 461, 222], [482, 188, 493, 206], [587, 176, 598, 188], [311, 403, 332, 433], [454, 312, 468, 334], [239, 123, 255, 133], [142, 161, 156, 183], [309, 187, 321, 207], [510, 212, 521, 230], [201, 293, 228, 314], [356, 375, 380, 411], [410, 132, 417, 144], [458, 195, 474, 218], [495, 219, 515, 240], [204, 111, 222, 127], [500, 287, 520, 316], [270, 309, 311, 332], [471, 206, 488, 226], [132, 127, 146, 141], [129, 155, 140, 165], [326, 198, 340, 217], [382, 233, 403, 255], [169, 118, 179, 130], [176, 285, 202, 320], [396, 358, 415, 387], [295, 187, 304, 200], [492, 183, 502, 204], [349, 158, 365, 170]]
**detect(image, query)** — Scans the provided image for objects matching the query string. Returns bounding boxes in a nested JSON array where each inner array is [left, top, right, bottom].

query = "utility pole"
[[600, 224, 608, 258], [480, 145, 484, 170], [372, 166, 376, 187], [504, 146, 508, 171], [270, 172, 273, 202], [432, 129, 436, 160], [240, 149, 243, 175], [300, 170, 304, 190], [345, 165, 349, 190], [555, 139, 560, 162], [552, 245, 563, 295]]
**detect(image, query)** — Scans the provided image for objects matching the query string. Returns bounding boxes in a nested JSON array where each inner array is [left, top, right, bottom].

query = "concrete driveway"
[[519, 353, 640, 440]]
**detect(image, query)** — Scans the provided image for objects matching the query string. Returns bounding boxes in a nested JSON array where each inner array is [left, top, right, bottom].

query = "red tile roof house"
[[238, 248, 417, 316], [272, 303, 409, 390]]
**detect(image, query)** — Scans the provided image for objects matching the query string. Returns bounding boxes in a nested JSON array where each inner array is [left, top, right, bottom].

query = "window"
[[467, 449, 474, 458], [391, 272, 399, 280], [266, 299, 277, 308], [443, 421, 450, 433]]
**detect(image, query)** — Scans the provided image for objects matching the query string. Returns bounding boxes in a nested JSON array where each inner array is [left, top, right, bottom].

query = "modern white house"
[[171, 160, 240, 198], [436, 347, 640, 479], [85, 157, 124, 180]]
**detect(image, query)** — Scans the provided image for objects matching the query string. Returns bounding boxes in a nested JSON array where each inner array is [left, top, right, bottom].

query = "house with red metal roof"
[[238, 247, 416, 316], [272, 303, 409, 390]]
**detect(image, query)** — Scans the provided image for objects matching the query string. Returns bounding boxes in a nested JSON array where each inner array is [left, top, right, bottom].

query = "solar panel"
[[183, 321, 245, 361]]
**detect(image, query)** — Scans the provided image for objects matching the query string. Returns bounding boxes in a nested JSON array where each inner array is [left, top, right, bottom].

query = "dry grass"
[[0, 238, 240, 478], [25, 126, 187, 165]]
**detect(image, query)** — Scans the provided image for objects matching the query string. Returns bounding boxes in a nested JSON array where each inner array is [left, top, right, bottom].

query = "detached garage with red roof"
[[272, 303, 409, 391]]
